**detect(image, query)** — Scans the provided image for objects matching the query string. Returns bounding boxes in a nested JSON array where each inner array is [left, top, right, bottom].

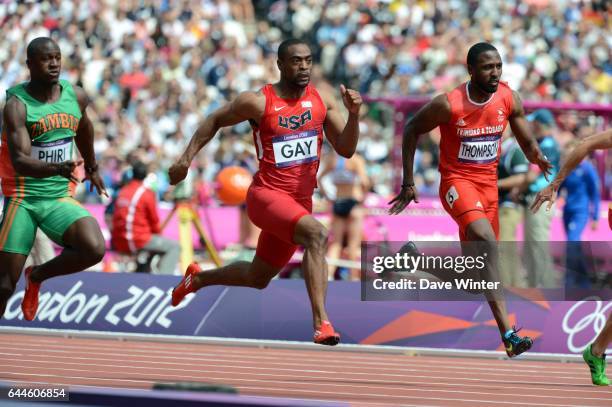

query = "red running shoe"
[[171, 262, 200, 306], [314, 320, 340, 346], [21, 266, 41, 321]]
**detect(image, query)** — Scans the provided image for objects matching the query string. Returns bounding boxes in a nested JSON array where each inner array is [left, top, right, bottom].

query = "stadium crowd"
[[0, 0, 610, 204]]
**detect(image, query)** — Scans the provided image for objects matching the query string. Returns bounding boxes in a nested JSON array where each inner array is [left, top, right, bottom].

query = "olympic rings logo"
[[562, 298, 612, 353]]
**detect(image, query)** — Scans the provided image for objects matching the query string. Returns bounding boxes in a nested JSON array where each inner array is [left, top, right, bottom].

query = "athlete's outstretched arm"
[[552, 129, 612, 190], [322, 85, 362, 158], [508, 91, 552, 178], [388, 94, 450, 215], [169, 91, 264, 185], [531, 128, 612, 212], [3, 97, 80, 181], [74, 86, 107, 196]]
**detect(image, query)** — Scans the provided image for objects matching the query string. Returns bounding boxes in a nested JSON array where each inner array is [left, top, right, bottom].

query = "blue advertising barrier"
[[1, 272, 610, 354]]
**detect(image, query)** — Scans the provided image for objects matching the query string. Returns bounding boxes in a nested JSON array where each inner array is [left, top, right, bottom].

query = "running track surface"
[[0, 333, 610, 407]]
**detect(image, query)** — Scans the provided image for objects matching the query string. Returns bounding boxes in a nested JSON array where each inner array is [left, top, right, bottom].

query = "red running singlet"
[[246, 84, 328, 268], [250, 84, 327, 200], [438, 81, 514, 240], [439, 81, 514, 183]]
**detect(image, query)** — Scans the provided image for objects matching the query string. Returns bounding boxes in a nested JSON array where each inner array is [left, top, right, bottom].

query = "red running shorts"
[[439, 177, 499, 241], [246, 184, 311, 268]]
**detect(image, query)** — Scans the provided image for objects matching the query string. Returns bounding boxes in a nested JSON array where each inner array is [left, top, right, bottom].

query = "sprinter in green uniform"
[[0, 37, 107, 321]]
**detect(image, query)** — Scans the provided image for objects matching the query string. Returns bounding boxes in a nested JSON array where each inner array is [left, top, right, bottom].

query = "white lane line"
[[0, 327, 582, 363], [1, 365, 609, 402], [0, 351, 587, 382], [0, 336, 581, 370], [0, 348, 589, 381], [0, 357, 603, 395], [0, 344, 587, 376], [0, 371, 150, 384], [0, 354, 591, 388]]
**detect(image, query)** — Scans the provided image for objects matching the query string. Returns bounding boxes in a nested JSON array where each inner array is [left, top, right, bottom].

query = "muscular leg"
[[236, 186, 331, 330], [293, 215, 330, 330], [465, 218, 510, 336], [191, 256, 281, 291], [30, 217, 105, 283], [188, 215, 330, 330], [0, 252, 27, 318]]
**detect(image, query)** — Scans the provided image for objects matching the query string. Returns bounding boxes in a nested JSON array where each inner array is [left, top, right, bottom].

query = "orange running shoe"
[[21, 266, 41, 321], [171, 262, 200, 306], [314, 320, 340, 346]]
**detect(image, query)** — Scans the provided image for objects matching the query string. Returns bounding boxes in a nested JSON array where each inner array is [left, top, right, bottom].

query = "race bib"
[[458, 134, 501, 164], [31, 137, 73, 163], [272, 130, 318, 168]]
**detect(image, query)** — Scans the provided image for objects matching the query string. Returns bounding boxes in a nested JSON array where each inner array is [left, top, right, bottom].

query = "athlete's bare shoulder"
[[230, 90, 266, 121], [421, 93, 451, 125], [3, 95, 26, 123], [72, 85, 90, 111], [313, 84, 335, 108], [429, 93, 451, 113], [509, 90, 525, 117]]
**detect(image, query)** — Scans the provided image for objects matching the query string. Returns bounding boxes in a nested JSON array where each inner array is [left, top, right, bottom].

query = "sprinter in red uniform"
[[389, 42, 552, 357], [168, 39, 362, 345]]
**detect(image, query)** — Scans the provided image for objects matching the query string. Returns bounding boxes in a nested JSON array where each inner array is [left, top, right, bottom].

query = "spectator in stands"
[[0, 0, 609, 210], [318, 151, 370, 281], [557, 140, 600, 288], [110, 161, 180, 275], [522, 109, 561, 288], [497, 132, 529, 288]]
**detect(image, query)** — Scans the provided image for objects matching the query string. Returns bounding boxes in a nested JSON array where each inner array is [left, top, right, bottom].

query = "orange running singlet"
[[439, 81, 514, 184], [437, 81, 514, 240]]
